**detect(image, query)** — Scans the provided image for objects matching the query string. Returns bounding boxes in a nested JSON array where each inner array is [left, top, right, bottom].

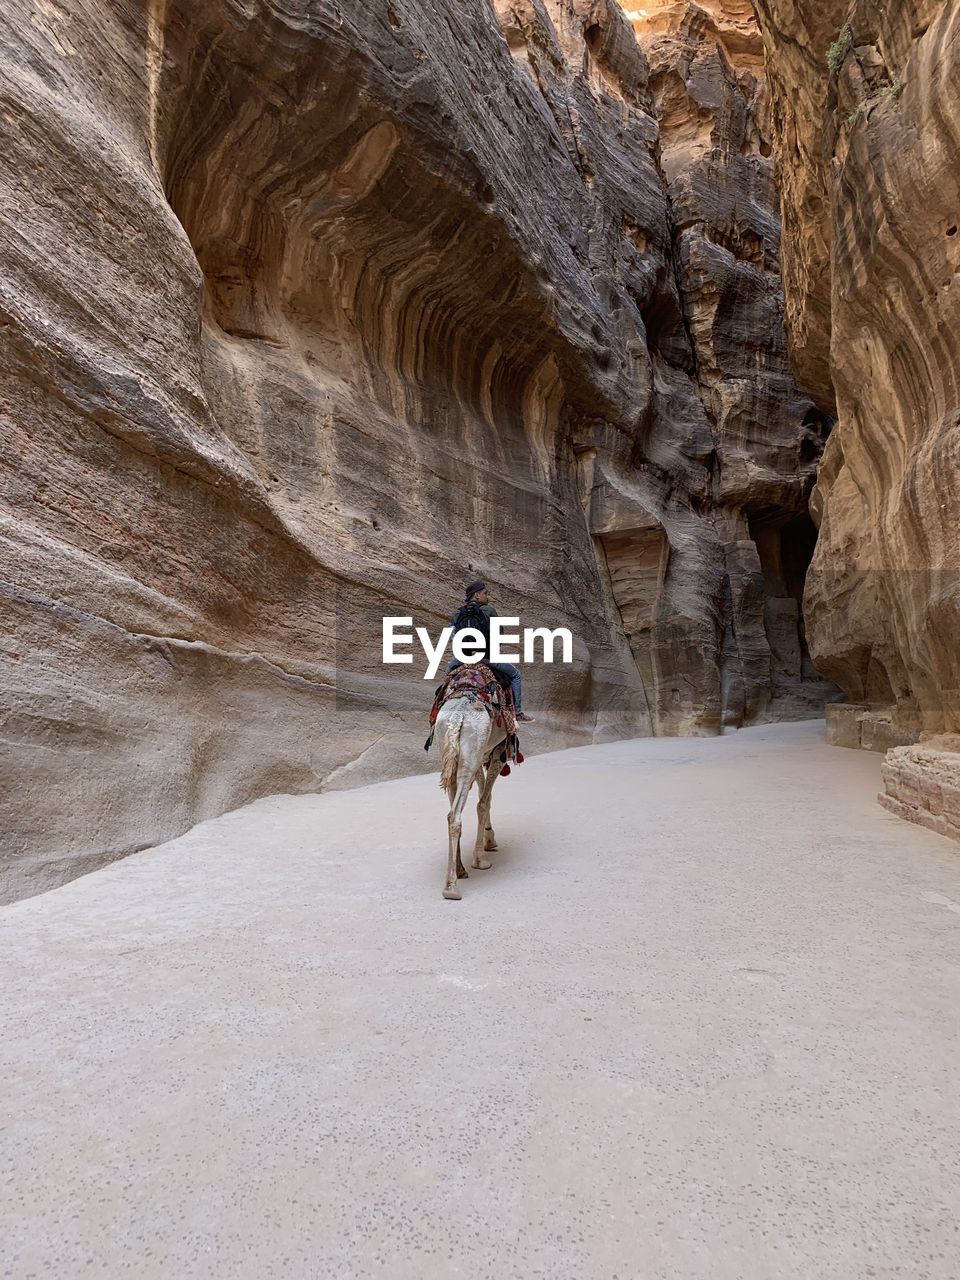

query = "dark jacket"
[[449, 602, 498, 629]]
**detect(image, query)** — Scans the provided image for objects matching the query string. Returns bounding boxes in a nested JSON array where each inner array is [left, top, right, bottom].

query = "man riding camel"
[[446, 580, 535, 722]]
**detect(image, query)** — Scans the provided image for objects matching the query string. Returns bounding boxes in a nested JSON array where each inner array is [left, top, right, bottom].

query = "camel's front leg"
[[473, 759, 503, 869]]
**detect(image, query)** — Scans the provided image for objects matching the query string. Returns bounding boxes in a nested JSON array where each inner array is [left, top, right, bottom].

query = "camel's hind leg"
[[473, 758, 504, 869], [444, 771, 476, 900]]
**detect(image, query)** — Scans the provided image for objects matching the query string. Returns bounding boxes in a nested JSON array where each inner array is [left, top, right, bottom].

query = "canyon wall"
[[0, 0, 830, 901], [754, 1, 960, 832], [755, 0, 960, 737]]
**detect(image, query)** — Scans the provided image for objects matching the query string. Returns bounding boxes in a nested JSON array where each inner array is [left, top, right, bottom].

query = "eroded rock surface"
[[750, 0, 838, 409], [625, 0, 833, 726], [1, 0, 830, 900], [753, 0, 960, 834]]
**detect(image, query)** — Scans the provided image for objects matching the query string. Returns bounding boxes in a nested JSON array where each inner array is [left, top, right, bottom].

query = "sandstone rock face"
[[750, 0, 839, 410], [1, 0, 830, 901], [757, 0, 960, 733], [624, 0, 834, 726], [754, 1, 960, 832]]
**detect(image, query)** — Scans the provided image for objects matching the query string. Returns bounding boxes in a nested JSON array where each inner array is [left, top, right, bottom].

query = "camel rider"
[[446, 580, 535, 722]]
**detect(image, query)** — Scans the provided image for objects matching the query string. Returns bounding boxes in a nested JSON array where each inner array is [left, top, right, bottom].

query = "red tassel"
[[515, 751, 524, 764], [500, 764, 511, 776]]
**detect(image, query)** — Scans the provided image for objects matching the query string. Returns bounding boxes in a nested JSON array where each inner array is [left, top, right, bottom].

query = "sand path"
[[3, 721, 960, 1278]]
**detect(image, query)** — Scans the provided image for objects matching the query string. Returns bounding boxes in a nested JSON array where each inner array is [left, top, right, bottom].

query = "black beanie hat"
[[465, 580, 487, 599]]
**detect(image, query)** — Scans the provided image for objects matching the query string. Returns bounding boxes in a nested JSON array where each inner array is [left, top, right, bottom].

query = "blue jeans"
[[445, 659, 522, 714]]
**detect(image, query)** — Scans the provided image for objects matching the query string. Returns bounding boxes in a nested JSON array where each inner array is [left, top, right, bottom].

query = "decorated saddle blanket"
[[424, 663, 524, 773]]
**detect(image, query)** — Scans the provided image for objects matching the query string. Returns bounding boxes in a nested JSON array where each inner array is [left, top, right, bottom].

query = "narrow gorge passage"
[[4, 0, 960, 1273], [3, 723, 959, 1277], [2, 0, 843, 904]]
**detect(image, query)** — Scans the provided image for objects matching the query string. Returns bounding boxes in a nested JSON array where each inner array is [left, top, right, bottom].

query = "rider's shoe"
[[517, 712, 535, 722]]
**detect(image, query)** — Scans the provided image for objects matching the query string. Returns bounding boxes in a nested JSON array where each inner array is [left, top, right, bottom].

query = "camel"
[[434, 693, 507, 900]]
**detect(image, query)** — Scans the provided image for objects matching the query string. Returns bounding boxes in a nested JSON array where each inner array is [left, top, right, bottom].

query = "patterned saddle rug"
[[424, 663, 524, 773]]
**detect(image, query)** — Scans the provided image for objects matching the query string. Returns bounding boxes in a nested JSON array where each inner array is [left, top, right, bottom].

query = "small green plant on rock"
[[881, 77, 904, 102], [828, 25, 853, 73], [846, 101, 867, 127]]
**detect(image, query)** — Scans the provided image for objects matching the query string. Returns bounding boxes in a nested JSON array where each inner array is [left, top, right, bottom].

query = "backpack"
[[451, 602, 490, 658]]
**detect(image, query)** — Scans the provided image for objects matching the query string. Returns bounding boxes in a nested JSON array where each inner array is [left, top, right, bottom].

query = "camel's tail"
[[438, 702, 467, 790]]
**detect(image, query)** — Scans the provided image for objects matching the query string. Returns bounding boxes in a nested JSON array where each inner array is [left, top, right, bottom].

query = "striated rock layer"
[[623, 0, 834, 725], [0, 0, 830, 901], [756, 0, 960, 731], [754, 0, 960, 832]]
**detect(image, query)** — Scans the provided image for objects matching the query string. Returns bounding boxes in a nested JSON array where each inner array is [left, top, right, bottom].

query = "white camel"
[[434, 694, 507, 900]]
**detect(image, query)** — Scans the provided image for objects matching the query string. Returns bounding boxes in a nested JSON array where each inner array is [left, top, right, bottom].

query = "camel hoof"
[[442, 886, 462, 901], [472, 856, 492, 870]]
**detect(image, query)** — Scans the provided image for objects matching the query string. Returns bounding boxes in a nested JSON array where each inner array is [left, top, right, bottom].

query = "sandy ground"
[[3, 721, 960, 1279]]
